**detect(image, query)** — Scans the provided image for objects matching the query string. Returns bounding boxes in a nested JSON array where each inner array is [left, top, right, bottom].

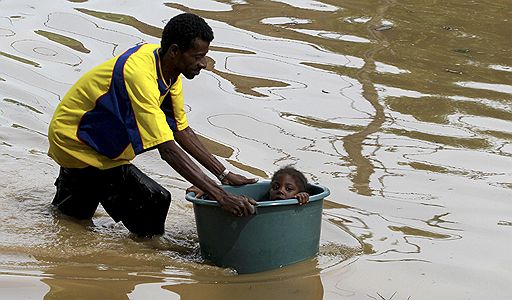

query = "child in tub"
[[266, 166, 309, 205], [187, 166, 310, 205]]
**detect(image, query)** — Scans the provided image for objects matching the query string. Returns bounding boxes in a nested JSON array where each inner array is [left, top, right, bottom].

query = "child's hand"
[[296, 192, 309, 205], [186, 185, 205, 198]]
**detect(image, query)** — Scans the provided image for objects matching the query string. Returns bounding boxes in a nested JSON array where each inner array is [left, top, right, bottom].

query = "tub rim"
[[185, 180, 330, 207]]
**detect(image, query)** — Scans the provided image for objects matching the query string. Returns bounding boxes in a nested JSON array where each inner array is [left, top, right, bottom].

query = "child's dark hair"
[[161, 13, 214, 55], [271, 166, 308, 192]]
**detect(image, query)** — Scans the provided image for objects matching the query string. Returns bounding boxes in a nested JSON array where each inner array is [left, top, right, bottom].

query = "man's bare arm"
[[174, 127, 257, 185], [157, 140, 255, 215]]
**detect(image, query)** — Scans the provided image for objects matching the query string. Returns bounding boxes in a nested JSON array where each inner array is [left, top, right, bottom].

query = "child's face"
[[269, 174, 302, 200]]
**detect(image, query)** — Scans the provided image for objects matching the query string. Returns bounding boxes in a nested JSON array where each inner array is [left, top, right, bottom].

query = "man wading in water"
[[47, 13, 257, 237]]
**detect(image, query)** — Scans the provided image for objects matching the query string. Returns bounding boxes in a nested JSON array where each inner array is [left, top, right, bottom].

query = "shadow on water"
[[164, 265, 324, 300], [39, 258, 325, 300], [0, 176, 357, 299], [1, 0, 512, 299], [35, 222, 353, 300]]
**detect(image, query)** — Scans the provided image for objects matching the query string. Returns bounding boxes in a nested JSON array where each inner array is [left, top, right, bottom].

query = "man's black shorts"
[[52, 164, 171, 237]]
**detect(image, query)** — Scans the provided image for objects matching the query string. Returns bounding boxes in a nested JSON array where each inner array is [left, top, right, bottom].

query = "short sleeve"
[[169, 75, 189, 131]]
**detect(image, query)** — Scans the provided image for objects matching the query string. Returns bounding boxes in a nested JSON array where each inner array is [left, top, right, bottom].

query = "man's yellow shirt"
[[48, 44, 188, 170]]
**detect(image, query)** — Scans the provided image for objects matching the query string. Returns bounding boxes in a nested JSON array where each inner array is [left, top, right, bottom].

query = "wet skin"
[[269, 174, 309, 205]]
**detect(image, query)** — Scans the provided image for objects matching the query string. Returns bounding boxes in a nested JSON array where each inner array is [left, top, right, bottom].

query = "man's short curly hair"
[[161, 13, 214, 54]]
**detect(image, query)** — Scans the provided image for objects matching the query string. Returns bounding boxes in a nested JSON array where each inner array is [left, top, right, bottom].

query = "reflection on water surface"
[[0, 0, 511, 299]]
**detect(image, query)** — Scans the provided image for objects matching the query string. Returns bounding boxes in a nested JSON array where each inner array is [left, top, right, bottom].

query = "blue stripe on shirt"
[[77, 44, 144, 159]]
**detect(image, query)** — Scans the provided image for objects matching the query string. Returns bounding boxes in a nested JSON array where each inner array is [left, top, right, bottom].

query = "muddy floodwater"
[[0, 0, 511, 299]]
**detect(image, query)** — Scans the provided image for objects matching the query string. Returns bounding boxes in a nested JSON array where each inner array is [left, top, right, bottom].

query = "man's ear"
[[168, 44, 180, 57]]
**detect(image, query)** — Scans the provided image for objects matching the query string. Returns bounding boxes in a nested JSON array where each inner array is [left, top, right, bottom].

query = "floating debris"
[[375, 24, 393, 31], [445, 68, 463, 75], [453, 48, 470, 53], [489, 64, 512, 72], [375, 20, 394, 31], [343, 16, 372, 24], [498, 221, 512, 226]]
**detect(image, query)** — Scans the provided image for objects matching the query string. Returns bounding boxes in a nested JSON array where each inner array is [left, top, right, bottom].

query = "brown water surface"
[[0, 0, 511, 299]]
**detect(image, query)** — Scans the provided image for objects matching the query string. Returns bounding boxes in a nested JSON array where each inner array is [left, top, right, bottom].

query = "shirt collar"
[[154, 48, 170, 95]]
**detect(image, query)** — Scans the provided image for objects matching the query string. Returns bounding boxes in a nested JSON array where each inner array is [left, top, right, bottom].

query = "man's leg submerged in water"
[[52, 167, 103, 220], [52, 165, 172, 237], [103, 165, 172, 237]]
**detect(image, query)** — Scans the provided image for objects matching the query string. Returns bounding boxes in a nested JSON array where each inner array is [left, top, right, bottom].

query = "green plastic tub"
[[185, 181, 330, 274]]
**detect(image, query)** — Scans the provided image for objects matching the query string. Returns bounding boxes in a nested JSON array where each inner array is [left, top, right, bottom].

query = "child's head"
[[269, 166, 308, 200]]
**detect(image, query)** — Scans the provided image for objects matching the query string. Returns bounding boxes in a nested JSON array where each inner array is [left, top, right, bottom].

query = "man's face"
[[176, 38, 209, 80]]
